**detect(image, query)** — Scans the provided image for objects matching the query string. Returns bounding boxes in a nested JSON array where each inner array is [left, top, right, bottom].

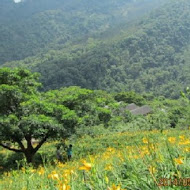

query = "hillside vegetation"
[[1, 129, 190, 189], [3, 0, 190, 98], [0, 67, 189, 163], [0, 0, 164, 64], [1, 1, 190, 189], [0, 68, 190, 190]]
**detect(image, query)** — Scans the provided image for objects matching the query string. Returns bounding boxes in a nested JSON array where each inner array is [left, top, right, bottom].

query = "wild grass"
[[0, 128, 190, 190]]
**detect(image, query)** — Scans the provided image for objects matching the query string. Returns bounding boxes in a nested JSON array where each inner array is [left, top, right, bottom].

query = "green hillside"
[[1, 128, 190, 189], [0, 0, 164, 64], [0, 67, 190, 190], [3, 0, 190, 98], [1, 1, 190, 189]]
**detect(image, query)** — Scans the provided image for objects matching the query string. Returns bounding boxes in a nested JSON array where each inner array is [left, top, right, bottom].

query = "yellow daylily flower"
[[174, 157, 183, 165], [48, 171, 59, 180], [179, 139, 190, 145], [183, 147, 190, 152], [108, 184, 126, 190], [142, 137, 148, 144], [30, 168, 36, 173], [38, 167, 45, 175], [58, 162, 65, 168], [168, 137, 176, 144], [105, 164, 113, 171], [79, 161, 92, 171], [179, 135, 185, 140], [58, 183, 70, 190]]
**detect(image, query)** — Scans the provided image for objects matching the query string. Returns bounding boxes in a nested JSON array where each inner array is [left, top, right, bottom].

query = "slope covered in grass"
[[0, 128, 190, 189]]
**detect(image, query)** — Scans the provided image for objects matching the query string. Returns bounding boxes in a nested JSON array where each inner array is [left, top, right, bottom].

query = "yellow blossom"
[[21, 167, 25, 173], [174, 157, 183, 165], [107, 147, 115, 153], [58, 162, 65, 168], [38, 167, 45, 175], [183, 147, 190, 152], [30, 168, 36, 173], [142, 137, 148, 144], [48, 171, 59, 180], [79, 161, 92, 171], [57, 183, 70, 190], [108, 184, 126, 190], [168, 137, 176, 144], [179, 139, 190, 145], [105, 164, 113, 171], [4, 172, 11, 177], [62, 169, 74, 184], [63, 169, 73, 177], [179, 135, 185, 140]]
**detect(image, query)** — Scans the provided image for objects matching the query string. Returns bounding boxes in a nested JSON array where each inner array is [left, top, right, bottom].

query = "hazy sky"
[[14, 0, 22, 3]]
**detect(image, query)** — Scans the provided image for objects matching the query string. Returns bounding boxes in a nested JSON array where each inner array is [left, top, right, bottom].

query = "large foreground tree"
[[0, 68, 77, 163]]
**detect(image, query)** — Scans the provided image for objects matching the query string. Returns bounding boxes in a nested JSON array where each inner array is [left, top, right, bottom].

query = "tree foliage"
[[0, 68, 77, 163], [0, 68, 190, 164]]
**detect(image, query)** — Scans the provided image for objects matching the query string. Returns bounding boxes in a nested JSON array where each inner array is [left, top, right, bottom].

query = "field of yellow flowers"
[[0, 129, 190, 190]]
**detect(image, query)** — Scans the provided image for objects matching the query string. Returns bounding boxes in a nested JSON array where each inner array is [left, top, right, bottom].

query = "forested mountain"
[[1, 0, 190, 98], [0, 0, 164, 64]]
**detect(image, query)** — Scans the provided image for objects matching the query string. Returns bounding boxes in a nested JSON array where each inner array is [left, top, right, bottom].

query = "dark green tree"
[[0, 68, 77, 163], [114, 91, 146, 106]]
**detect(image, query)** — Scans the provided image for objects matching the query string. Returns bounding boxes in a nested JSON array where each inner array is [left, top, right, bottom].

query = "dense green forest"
[[0, 67, 190, 163], [1, 0, 190, 98], [0, 0, 164, 64]]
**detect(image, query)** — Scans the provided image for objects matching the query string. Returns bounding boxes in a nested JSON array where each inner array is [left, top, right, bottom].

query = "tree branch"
[[0, 143, 23, 153], [11, 135, 26, 151], [15, 139, 25, 151], [34, 136, 48, 154]]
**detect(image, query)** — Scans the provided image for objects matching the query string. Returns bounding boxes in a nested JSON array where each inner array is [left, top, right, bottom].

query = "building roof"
[[126, 103, 139, 111], [131, 105, 152, 115]]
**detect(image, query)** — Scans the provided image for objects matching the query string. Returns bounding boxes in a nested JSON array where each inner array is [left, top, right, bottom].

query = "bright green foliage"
[[0, 69, 134, 163], [0, 68, 189, 164], [0, 68, 77, 163], [181, 87, 190, 103], [114, 91, 146, 106], [1, 129, 190, 189], [44, 87, 130, 127]]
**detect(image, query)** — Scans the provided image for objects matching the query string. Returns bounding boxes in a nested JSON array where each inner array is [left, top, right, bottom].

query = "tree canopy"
[[0, 68, 77, 163]]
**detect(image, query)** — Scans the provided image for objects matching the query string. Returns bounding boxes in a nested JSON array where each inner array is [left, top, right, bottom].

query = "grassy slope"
[[0, 128, 190, 189]]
